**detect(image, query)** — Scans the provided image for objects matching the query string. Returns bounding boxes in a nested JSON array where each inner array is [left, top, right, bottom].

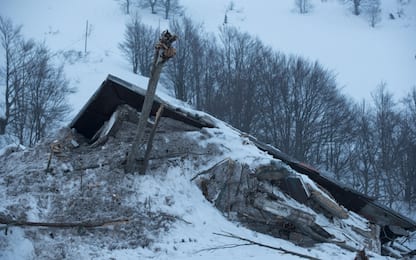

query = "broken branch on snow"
[[211, 231, 321, 260]]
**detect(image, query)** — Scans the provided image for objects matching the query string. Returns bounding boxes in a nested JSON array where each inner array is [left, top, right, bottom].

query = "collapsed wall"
[[81, 104, 383, 254], [191, 157, 381, 253]]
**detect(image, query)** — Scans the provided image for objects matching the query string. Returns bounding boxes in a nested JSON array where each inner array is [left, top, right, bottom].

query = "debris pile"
[[1, 75, 415, 259], [192, 158, 380, 252]]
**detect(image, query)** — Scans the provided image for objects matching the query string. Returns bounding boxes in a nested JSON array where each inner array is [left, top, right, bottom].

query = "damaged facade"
[[67, 75, 416, 258]]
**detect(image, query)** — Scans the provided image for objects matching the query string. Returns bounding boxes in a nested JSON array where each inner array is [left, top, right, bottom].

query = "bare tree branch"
[[212, 231, 321, 260]]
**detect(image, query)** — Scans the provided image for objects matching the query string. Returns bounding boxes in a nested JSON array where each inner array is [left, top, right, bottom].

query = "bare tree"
[[277, 58, 338, 161], [24, 45, 74, 146], [8, 38, 37, 142], [216, 26, 264, 133], [365, 0, 382, 27], [126, 0, 131, 14], [0, 16, 22, 134], [139, 0, 158, 14], [159, 0, 182, 19], [399, 87, 416, 208], [164, 16, 205, 104], [116, 0, 131, 14], [396, 0, 410, 18], [316, 95, 355, 180], [352, 0, 362, 15], [197, 36, 222, 112], [253, 52, 289, 150], [253, 52, 350, 165], [0, 16, 74, 146], [349, 100, 377, 195], [349, 85, 415, 207], [371, 83, 400, 204], [295, 0, 312, 14], [119, 15, 159, 77]]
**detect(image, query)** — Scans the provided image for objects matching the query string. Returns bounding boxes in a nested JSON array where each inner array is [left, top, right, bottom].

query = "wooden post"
[[125, 30, 177, 174], [141, 104, 165, 173]]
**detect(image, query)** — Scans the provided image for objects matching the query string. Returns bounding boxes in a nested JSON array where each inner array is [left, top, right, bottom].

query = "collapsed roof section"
[[70, 74, 416, 243], [251, 138, 416, 235], [70, 74, 214, 140]]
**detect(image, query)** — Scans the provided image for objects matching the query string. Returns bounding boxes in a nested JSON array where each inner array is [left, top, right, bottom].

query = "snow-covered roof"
[[70, 74, 214, 139]]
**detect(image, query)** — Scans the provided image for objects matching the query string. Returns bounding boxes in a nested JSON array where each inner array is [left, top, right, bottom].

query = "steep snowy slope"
[[1, 0, 415, 112], [0, 77, 390, 259]]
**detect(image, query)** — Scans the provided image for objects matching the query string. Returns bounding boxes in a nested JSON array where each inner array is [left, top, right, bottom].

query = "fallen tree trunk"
[[0, 216, 129, 228]]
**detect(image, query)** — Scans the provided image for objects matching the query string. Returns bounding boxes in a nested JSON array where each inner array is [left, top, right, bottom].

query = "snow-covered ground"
[[1, 0, 415, 259]]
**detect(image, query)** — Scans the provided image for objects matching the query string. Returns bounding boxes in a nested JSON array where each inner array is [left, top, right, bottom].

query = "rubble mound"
[[0, 117, 190, 258], [0, 105, 378, 258], [1, 78, 414, 258]]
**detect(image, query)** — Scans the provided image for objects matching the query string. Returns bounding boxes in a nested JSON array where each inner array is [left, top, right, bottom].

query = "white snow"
[[0, 144, 23, 157], [0, 0, 414, 114], [1, 0, 415, 259], [0, 228, 34, 260], [181, 0, 416, 101]]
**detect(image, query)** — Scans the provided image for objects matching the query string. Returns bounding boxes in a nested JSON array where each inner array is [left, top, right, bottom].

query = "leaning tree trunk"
[[125, 30, 177, 174]]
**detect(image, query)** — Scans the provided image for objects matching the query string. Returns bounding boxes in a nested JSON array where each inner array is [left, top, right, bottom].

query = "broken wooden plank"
[[309, 190, 349, 219], [255, 163, 290, 181], [253, 197, 316, 226], [382, 244, 403, 258], [90, 105, 134, 147]]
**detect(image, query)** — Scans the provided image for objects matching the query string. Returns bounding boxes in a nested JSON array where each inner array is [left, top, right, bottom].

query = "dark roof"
[[70, 74, 214, 139], [249, 136, 416, 232]]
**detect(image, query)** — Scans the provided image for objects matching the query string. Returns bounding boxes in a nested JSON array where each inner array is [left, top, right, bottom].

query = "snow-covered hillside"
[[181, 0, 416, 101], [1, 0, 416, 259], [1, 0, 415, 114]]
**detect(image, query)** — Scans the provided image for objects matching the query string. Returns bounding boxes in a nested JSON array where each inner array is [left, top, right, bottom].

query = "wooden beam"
[[141, 104, 165, 174], [125, 30, 177, 174]]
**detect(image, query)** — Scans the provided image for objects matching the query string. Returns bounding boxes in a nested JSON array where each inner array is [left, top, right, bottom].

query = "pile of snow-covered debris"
[[0, 78, 414, 260]]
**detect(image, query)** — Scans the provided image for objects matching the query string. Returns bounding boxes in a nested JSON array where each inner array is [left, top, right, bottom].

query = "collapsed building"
[[1, 75, 415, 258], [69, 75, 416, 258]]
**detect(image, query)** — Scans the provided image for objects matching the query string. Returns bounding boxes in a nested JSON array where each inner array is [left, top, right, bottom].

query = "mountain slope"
[[180, 0, 416, 101], [1, 0, 415, 112]]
